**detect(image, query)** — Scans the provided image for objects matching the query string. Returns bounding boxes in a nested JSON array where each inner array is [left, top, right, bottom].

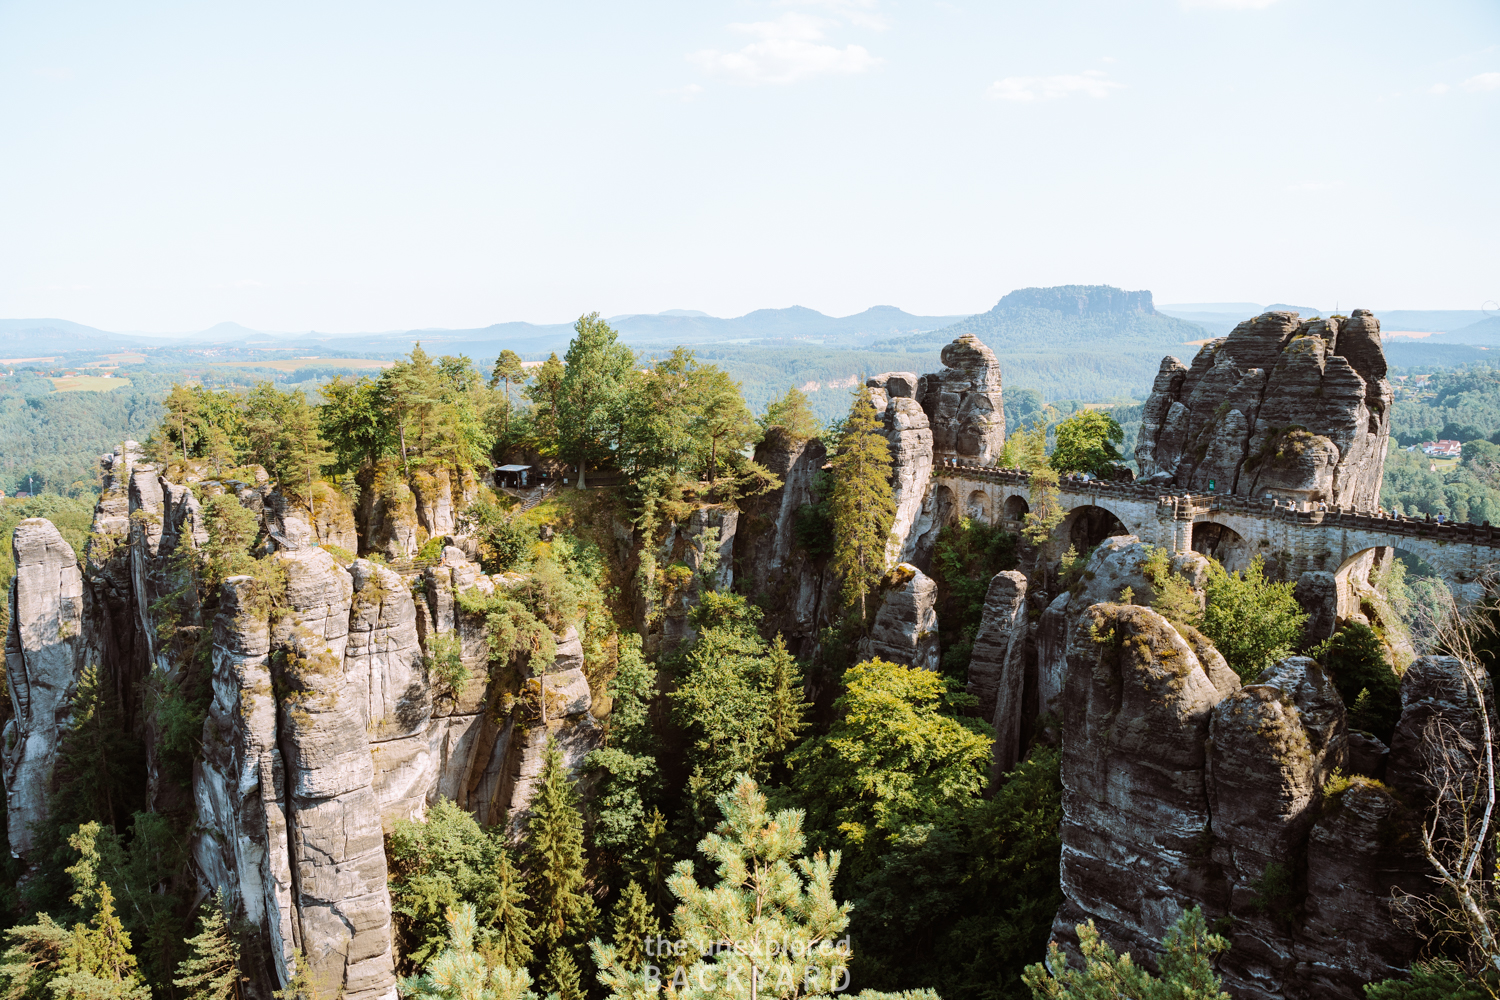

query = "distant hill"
[[0, 319, 167, 355], [1397, 316, 1500, 348], [884, 285, 1207, 352]]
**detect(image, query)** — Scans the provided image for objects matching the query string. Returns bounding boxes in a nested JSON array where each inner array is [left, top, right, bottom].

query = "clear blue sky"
[[1, 0, 1496, 333]]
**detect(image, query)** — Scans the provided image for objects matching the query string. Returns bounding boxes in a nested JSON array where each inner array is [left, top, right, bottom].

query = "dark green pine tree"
[[763, 634, 809, 764], [479, 848, 535, 970], [630, 808, 677, 924], [524, 738, 592, 956], [173, 891, 242, 1000], [544, 950, 583, 1000], [51, 665, 144, 834], [609, 882, 658, 972], [828, 387, 896, 620]]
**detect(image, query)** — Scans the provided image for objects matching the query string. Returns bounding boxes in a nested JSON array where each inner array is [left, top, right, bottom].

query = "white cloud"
[[1462, 72, 1500, 92], [1429, 83, 1451, 95], [1286, 181, 1341, 192], [1180, 0, 1283, 8], [784, 0, 890, 31], [987, 70, 1122, 102], [660, 83, 704, 101], [689, 13, 880, 85]]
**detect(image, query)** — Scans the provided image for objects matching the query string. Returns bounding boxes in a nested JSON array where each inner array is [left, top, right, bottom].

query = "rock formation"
[[1052, 597, 1468, 998], [965, 570, 1028, 776], [858, 564, 940, 672], [1135, 310, 1392, 507], [651, 505, 739, 652], [734, 428, 839, 653], [918, 335, 1006, 464], [867, 373, 934, 565], [990, 535, 1221, 762], [0, 438, 612, 1000], [3, 519, 92, 857]]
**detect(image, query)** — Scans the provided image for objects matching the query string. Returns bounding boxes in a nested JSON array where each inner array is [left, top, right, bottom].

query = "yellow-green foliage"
[[424, 630, 470, 694], [1199, 556, 1307, 681], [1322, 768, 1389, 804], [1140, 545, 1202, 625], [320, 543, 355, 567]]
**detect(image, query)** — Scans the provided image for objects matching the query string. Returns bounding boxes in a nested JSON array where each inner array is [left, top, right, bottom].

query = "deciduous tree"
[[759, 386, 822, 443], [788, 659, 992, 880], [558, 314, 636, 488], [1197, 556, 1306, 681], [1049, 410, 1123, 478]]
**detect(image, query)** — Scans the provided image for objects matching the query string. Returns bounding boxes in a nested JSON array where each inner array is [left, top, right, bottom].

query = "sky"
[[0, 0, 1497, 333]]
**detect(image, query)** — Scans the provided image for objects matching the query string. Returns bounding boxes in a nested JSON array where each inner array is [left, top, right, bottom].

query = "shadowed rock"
[[859, 564, 940, 672]]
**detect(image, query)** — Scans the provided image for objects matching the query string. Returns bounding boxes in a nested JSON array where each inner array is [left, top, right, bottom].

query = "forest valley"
[[0, 312, 1496, 1000]]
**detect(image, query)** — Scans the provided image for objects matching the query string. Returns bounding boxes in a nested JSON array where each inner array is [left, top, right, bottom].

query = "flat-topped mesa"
[[919, 334, 1006, 464], [1135, 309, 1392, 507]]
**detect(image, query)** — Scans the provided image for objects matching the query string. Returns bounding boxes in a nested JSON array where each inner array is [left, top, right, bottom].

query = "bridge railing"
[[932, 458, 1500, 548]]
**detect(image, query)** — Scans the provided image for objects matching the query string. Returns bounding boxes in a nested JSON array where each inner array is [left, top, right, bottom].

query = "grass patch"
[[48, 375, 131, 393]]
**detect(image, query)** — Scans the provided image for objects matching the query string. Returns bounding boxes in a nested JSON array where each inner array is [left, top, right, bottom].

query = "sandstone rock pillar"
[[2, 519, 91, 857]]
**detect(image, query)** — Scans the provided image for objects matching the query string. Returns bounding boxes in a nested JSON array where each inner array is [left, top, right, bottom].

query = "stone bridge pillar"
[[1157, 496, 1195, 555]]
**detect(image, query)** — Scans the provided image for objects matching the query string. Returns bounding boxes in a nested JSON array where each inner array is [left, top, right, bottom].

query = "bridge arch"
[[966, 490, 991, 524], [1192, 521, 1254, 573], [1003, 494, 1030, 526], [1060, 503, 1131, 553]]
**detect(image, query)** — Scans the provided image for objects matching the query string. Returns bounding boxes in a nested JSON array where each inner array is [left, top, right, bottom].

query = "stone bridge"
[[933, 460, 1500, 609]]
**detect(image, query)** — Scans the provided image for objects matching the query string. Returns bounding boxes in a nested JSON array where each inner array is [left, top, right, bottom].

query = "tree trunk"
[[577, 460, 586, 490]]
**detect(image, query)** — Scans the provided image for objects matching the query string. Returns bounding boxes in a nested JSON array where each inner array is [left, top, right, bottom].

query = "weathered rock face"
[[1053, 620, 1470, 997], [1293, 571, 1338, 650], [1024, 537, 1219, 724], [966, 570, 1028, 776], [346, 558, 433, 826], [3, 519, 92, 857], [654, 506, 739, 652], [268, 484, 358, 554], [918, 335, 1006, 463], [9, 443, 614, 999], [858, 564, 940, 672], [359, 462, 420, 560], [867, 373, 934, 565], [1135, 310, 1392, 507], [1052, 603, 1229, 962]]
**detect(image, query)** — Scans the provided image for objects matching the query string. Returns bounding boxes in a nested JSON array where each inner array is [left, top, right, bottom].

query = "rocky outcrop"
[[918, 335, 1006, 464], [347, 558, 433, 826], [966, 571, 1028, 775], [654, 506, 739, 652], [867, 373, 934, 565], [1052, 615, 1475, 997], [1293, 571, 1338, 650], [3, 519, 93, 858], [1052, 604, 1229, 962], [858, 564, 940, 672], [1135, 310, 1392, 507], [359, 462, 420, 560], [1021, 536, 1219, 727]]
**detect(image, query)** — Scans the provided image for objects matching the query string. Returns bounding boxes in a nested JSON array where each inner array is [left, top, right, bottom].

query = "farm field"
[[49, 374, 131, 392], [208, 357, 393, 371], [83, 353, 147, 367]]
